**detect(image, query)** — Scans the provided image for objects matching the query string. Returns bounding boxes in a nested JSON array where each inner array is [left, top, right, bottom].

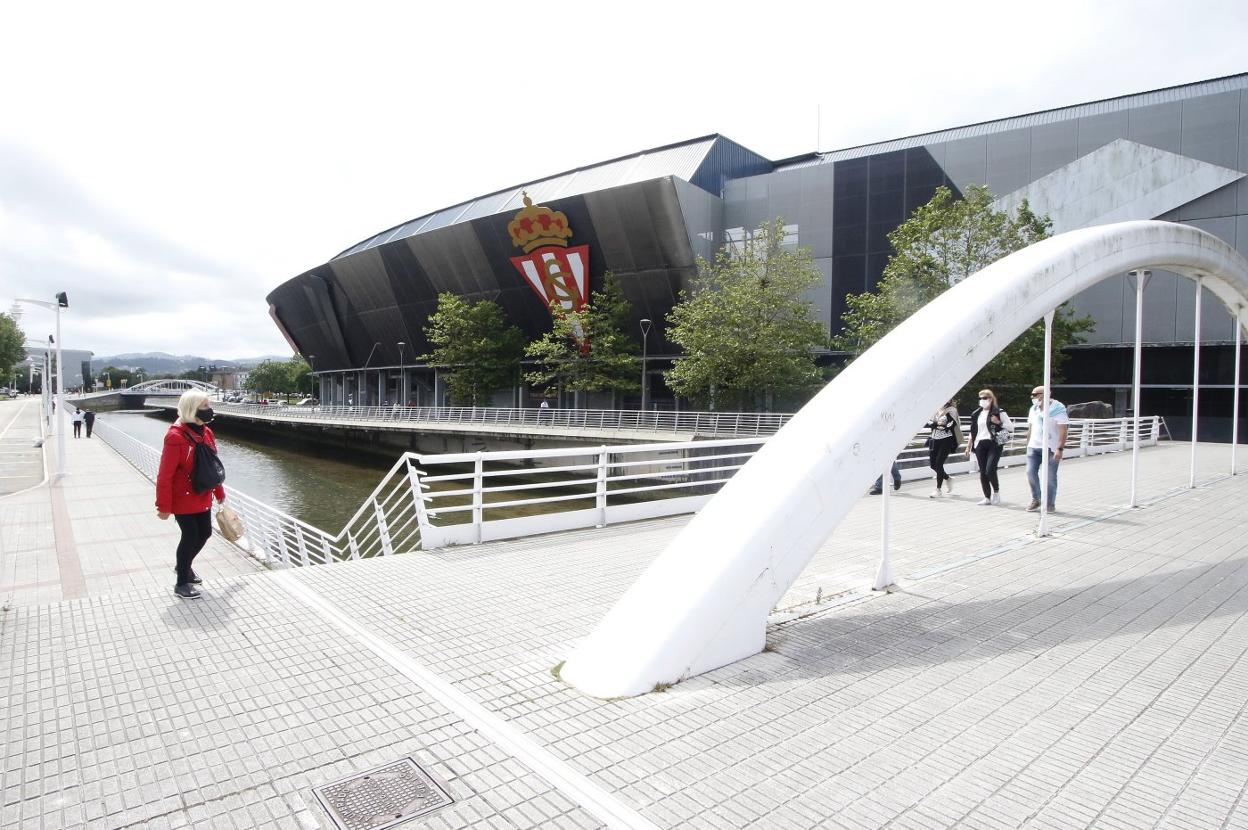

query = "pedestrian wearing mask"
[[925, 400, 962, 498], [155, 390, 226, 599], [965, 389, 1013, 505], [1025, 385, 1069, 512]]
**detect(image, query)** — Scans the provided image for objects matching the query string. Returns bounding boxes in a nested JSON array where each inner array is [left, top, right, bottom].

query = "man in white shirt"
[[1025, 385, 1069, 512]]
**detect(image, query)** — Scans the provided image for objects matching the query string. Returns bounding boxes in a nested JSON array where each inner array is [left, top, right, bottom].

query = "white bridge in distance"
[[123, 379, 221, 397], [560, 220, 1248, 699]]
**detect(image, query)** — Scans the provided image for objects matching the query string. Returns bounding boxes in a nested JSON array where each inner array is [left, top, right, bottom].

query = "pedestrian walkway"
[[1, 435, 1245, 829], [0, 399, 46, 496], [0, 410, 261, 607]]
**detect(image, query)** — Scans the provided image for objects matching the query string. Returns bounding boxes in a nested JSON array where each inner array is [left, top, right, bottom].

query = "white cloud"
[[1, 0, 1245, 358]]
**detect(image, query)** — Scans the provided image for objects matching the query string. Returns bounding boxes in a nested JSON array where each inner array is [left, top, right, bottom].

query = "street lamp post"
[[639, 318, 652, 413], [306, 354, 316, 403], [397, 342, 406, 406], [17, 294, 68, 479]]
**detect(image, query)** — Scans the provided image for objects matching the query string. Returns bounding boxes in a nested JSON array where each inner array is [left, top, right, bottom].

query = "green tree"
[[833, 185, 1093, 410], [244, 360, 300, 395], [291, 358, 312, 394], [664, 218, 826, 411], [0, 313, 25, 382], [421, 293, 524, 406], [523, 273, 639, 402]]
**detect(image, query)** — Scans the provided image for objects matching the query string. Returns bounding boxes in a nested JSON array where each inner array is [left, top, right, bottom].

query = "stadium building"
[[266, 73, 1248, 437]]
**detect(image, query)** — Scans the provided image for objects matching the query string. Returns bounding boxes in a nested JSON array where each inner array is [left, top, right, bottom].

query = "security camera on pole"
[[16, 292, 69, 479]]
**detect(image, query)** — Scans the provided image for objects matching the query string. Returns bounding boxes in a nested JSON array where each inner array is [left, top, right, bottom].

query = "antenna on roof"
[[816, 104, 821, 151]]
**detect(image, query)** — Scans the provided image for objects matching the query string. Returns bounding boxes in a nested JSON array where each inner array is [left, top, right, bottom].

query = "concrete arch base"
[[561, 220, 1248, 699]]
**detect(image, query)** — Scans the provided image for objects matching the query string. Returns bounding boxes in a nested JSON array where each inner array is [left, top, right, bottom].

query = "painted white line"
[[271, 571, 659, 830]]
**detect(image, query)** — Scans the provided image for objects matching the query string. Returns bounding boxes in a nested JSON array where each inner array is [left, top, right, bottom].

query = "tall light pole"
[[639, 318, 652, 413], [306, 354, 316, 403], [17, 294, 68, 479], [396, 341, 406, 406]]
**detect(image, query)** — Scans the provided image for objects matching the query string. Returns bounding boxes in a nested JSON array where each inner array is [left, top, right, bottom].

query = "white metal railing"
[[92, 418, 426, 568], [414, 437, 770, 548], [206, 402, 793, 437], [416, 415, 1165, 545], [94, 414, 1165, 562]]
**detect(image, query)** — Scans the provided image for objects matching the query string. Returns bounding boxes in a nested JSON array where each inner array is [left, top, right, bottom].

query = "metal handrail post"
[[472, 453, 484, 544], [1129, 270, 1147, 506], [1232, 306, 1242, 475], [873, 461, 894, 591], [1190, 276, 1203, 488], [595, 447, 609, 527], [1037, 310, 1055, 538]]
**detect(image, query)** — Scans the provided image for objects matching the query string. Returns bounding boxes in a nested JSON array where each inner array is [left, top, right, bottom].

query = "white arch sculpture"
[[562, 220, 1248, 699]]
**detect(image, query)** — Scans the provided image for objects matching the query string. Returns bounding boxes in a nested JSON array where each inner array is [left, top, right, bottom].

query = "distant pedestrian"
[[1025, 386, 1069, 513], [83, 410, 96, 438], [155, 390, 227, 600], [925, 400, 962, 498], [868, 461, 902, 495], [72, 407, 84, 437], [965, 389, 1013, 505]]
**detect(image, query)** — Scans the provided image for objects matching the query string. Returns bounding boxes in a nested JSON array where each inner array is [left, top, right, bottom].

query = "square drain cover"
[[313, 757, 453, 830]]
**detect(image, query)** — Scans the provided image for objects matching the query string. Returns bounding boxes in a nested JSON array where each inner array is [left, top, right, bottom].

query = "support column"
[[1233, 305, 1243, 475], [1037, 310, 1055, 538], [1129, 270, 1149, 507], [873, 461, 894, 591], [1190, 277, 1203, 489]]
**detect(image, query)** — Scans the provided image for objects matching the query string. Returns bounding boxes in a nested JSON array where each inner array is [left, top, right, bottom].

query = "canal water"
[[98, 410, 603, 533], [102, 410, 404, 531]]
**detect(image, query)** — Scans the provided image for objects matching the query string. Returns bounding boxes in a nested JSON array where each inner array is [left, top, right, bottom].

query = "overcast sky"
[[1, 1, 1245, 359]]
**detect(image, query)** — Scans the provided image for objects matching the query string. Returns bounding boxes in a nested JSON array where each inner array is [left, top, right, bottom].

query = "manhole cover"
[[312, 757, 453, 830]]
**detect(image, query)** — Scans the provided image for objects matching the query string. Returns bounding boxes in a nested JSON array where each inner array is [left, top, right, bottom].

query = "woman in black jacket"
[[964, 389, 1013, 505], [924, 400, 961, 498]]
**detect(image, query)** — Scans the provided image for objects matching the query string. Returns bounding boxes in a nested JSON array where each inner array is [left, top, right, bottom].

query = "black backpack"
[[183, 427, 225, 494]]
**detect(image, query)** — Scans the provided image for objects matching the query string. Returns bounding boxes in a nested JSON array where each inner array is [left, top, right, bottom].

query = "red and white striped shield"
[[510, 244, 590, 313]]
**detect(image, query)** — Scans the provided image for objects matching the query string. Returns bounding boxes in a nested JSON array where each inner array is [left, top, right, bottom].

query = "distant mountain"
[[94, 352, 293, 373]]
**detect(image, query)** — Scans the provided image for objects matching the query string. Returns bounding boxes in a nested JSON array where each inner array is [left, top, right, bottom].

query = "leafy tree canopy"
[[243, 358, 307, 396], [664, 218, 826, 411], [0, 314, 27, 381], [421, 293, 525, 406], [524, 273, 639, 398], [832, 185, 1093, 411]]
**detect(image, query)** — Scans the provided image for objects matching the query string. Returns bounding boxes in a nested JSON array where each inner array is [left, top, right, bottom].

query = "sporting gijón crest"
[[507, 193, 589, 315]]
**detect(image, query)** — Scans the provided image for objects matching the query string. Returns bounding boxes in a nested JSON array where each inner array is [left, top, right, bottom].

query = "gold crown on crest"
[[508, 192, 573, 253]]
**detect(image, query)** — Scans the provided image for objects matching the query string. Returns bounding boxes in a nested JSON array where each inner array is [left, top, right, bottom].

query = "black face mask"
[[197, 407, 215, 423]]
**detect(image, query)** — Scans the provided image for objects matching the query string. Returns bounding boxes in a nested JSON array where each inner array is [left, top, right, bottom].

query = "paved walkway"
[[0, 399, 46, 496], [0, 405, 261, 607], [1, 433, 1246, 829]]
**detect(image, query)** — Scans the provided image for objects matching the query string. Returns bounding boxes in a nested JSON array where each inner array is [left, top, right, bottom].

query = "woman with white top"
[[964, 389, 1013, 505]]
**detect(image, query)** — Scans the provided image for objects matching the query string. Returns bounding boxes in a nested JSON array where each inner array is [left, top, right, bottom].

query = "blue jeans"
[[1026, 448, 1060, 507], [872, 462, 901, 492]]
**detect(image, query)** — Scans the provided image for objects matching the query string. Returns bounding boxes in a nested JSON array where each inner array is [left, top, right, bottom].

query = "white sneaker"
[[929, 488, 942, 499], [945, 478, 954, 494], [977, 497, 991, 505], [991, 493, 1001, 505]]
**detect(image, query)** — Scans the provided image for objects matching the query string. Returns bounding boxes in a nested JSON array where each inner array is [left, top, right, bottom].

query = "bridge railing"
[[414, 416, 1164, 546], [211, 402, 794, 436], [93, 414, 1163, 562], [92, 418, 427, 568]]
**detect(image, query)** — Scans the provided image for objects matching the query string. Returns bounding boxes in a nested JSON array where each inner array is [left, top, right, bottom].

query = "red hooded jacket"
[[156, 422, 226, 515]]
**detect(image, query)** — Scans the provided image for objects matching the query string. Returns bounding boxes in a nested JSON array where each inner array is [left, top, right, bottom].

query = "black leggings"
[[974, 440, 1003, 498], [174, 510, 213, 584], [928, 436, 957, 485]]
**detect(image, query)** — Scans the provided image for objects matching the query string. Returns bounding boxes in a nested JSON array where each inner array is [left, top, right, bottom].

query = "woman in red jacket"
[[156, 390, 227, 599]]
